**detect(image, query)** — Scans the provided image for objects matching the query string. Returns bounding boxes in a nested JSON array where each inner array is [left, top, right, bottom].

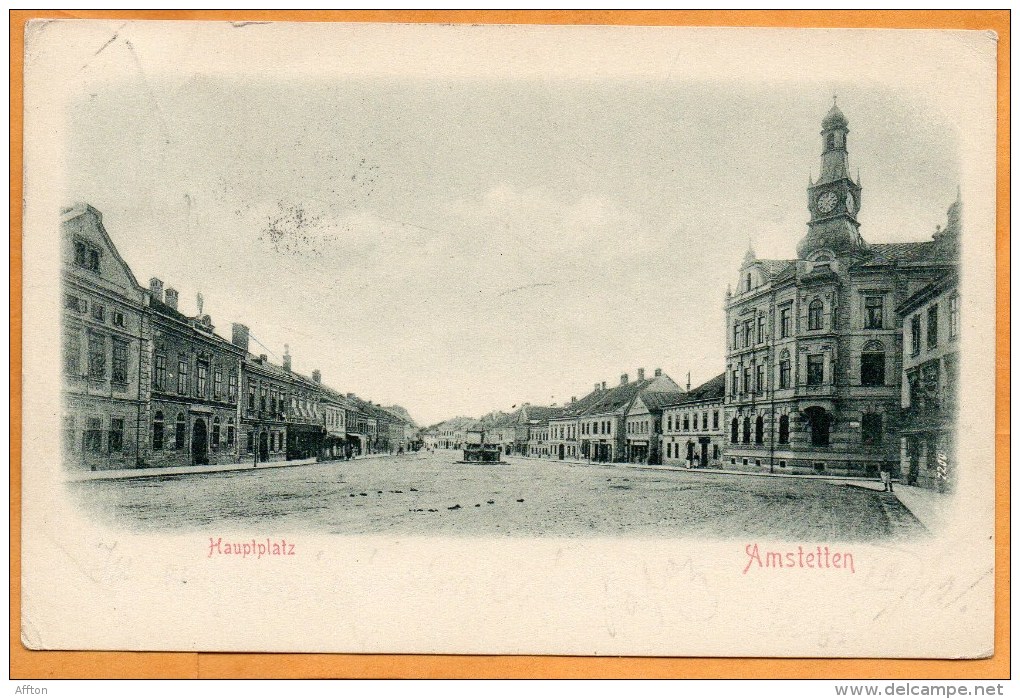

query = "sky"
[[45, 21, 975, 426]]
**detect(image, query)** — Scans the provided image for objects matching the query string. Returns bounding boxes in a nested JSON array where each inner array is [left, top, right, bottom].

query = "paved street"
[[68, 449, 924, 540]]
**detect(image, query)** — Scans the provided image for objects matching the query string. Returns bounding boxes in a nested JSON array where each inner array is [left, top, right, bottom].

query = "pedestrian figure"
[[879, 462, 893, 492]]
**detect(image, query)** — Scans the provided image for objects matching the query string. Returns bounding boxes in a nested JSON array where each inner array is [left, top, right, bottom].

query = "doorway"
[[192, 418, 208, 465], [259, 430, 270, 462]]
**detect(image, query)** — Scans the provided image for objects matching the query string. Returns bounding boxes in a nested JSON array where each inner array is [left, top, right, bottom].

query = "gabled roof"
[[61, 203, 142, 290], [638, 390, 689, 411], [522, 405, 563, 423]]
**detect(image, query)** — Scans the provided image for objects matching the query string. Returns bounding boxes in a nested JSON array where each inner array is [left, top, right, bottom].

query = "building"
[[61, 204, 149, 470], [724, 103, 960, 475], [661, 373, 726, 468], [897, 211, 961, 491], [624, 388, 687, 464], [147, 282, 244, 468]]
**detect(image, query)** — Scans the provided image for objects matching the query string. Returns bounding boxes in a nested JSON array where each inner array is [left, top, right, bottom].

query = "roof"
[[758, 259, 797, 277], [638, 390, 689, 411], [523, 405, 563, 423], [852, 241, 944, 269], [822, 103, 848, 129], [675, 373, 726, 405], [896, 270, 959, 316]]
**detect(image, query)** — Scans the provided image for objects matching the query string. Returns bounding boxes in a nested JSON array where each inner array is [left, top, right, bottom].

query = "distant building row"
[[62, 203, 418, 471]]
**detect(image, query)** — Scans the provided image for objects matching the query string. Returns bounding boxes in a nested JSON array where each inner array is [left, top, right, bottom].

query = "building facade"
[[661, 374, 726, 469], [147, 282, 244, 468], [61, 204, 149, 470], [723, 104, 960, 476], [898, 265, 960, 491]]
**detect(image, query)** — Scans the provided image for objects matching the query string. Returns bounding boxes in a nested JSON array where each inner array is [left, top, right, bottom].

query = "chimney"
[[259, 354, 268, 363], [594, 383, 600, 392], [654, 368, 662, 378], [687, 372, 691, 391], [283, 344, 292, 371], [347, 393, 354, 399], [164, 287, 179, 310], [148, 278, 164, 302], [637, 368, 645, 381], [231, 323, 250, 352], [601, 381, 607, 390], [312, 370, 321, 383], [621, 373, 629, 386], [571, 396, 577, 403]]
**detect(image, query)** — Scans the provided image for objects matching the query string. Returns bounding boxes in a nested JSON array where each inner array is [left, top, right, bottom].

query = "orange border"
[[10, 9, 1009, 680]]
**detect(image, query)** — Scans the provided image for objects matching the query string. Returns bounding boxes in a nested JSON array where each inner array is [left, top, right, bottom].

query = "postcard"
[[20, 19, 997, 657]]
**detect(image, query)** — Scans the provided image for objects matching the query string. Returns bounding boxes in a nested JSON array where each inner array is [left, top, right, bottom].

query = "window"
[[177, 356, 189, 394], [85, 417, 103, 452], [702, 412, 709, 430], [780, 307, 791, 338], [861, 343, 886, 387], [779, 355, 791, 389], [63, 416, 76, 452], [109, 418, 124, 453], [807, 354, 824, 386], [713, 445, 719, 459], [746, 273, 752, 292], [667, 415, 673, 431], [742, 417, 751, 444], [805, 407, 831, 447], [826, 132, 836, 150], [683, 414, 690, 431], [64, 334, 81, 375], [112, 338, 129, 384], [713, 411, 719, 429], [862, 413, 883, 446], [142, 354, 163, 395], [778, 414, 790, 444], [949, 294, 960, 339], [733, 323, 740, 349], [927, 305, 939, 348], [911, 315, 922, 355], [197, 360, 209, 397], [731, 370, 739, 395], [91, 303, 106, 322], [228, 373, 238, 402], [757, 315, 766, 344], [113, 310, 125, 328], [212, 417, 221, 449], [248, 383, 256, 413], [743, 320, 752, 347], [260, 386, 267, 414], [743, 367, 752, 393], [214, 367, 223, 399], [74, 239, 101, 273], [864, 296, 884, 329], [64, 294, 86, 313], [730, 418, 739, 443], [175, 413, 186, 450], [693, 414, 699, 430], [87, 333, 105, 379], [808, 299, 824, 331], [755, 416, 765, 444], [153, 411, 164, 450], [756, 364, 765, 393]]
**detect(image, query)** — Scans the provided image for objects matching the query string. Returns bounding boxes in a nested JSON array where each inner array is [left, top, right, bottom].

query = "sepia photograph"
[[19, 18, 998, 659]]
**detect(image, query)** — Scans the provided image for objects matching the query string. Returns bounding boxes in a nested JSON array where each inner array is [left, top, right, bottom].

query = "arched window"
[[212, 417, 221, 449], [175, 413, 186, 449], [227, 418, 235, 447], [778, 414, 790, 444], [826, 132, 836, 150], [746, 273, 752, 292], [730, 417, 739, 443], [861, 340, 886, 387], [755, 416, 765, 444], [152, 411, 164, 450], [808, 299, 824, 331], [742, 417, 751, 444]]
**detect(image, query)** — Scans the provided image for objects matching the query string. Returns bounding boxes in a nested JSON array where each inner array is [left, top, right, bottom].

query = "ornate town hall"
[[724, 103, 960, 476]]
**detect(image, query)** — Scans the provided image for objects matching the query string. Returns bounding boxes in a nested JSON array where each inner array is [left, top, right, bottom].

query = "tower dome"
[[821, 103, 848, 130]]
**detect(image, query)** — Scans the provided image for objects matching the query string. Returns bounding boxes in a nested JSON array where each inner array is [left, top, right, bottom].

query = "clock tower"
[[797, 101, 866, 259]]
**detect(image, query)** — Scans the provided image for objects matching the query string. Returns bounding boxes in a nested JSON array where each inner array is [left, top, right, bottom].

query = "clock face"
[[817, 191, 839, 214], [845, 191, 856, 214]]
